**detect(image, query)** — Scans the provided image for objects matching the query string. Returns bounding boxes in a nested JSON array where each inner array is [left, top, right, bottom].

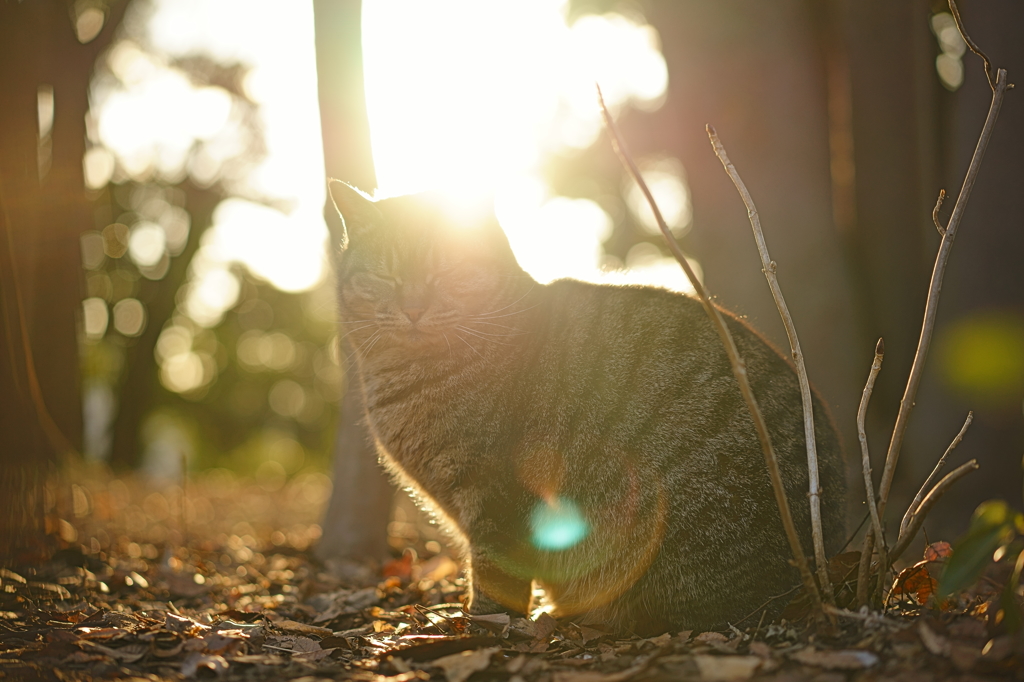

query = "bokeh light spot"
[[82, 297, 109, 340], [939, 312, 1024, 406], [112, 298, 147, 337], [128, 221, 167, 267]]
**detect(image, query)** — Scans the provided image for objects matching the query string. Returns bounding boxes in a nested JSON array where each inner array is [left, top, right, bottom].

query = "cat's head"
[[328, 180, 532, 356]]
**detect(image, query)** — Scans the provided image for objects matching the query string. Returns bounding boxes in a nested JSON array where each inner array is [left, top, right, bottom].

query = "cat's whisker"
[[462, 320, 525, 332], [441, 331, 453, 361], [339, 322, 380, 340], [453, 332, 486, 361], [363, 333, 384, 356], [455, 325, 513, 346], [456, 325, 522, 340], [472, 302, 541, 321], [474, 286, 535, 318], [353, 329, 382, 358]]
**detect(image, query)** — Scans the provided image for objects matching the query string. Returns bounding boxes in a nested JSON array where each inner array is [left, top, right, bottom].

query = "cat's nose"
[[404, 307, 424, 323]]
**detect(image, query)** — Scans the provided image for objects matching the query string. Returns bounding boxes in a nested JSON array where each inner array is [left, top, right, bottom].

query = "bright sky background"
[[82, 0, 700, 467], [88, 0, 693, 330]]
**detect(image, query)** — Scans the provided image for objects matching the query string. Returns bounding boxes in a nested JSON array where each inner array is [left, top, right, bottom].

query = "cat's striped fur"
[[329, 181, 846, 633]]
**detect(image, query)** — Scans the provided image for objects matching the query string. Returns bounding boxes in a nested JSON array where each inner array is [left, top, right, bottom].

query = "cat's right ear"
[[327, 179, 383, 250]]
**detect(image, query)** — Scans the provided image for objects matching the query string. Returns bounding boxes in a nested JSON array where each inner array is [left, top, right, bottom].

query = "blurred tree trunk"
[[108, 182, 220, 470], [313, 0, 395, 563], [0, 0, 125, 559]]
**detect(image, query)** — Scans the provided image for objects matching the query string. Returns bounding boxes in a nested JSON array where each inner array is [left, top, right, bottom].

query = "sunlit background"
[[79, 0, 699, 483]]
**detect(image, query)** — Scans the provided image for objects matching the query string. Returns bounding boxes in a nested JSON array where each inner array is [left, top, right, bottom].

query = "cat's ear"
[[327, 179, 383, 249]]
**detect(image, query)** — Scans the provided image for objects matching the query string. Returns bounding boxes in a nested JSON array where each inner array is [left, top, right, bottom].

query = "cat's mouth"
[[382, 323, 450, 349]]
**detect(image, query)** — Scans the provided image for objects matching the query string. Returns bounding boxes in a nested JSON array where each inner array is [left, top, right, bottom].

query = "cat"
[[327, 179, 846, 633]]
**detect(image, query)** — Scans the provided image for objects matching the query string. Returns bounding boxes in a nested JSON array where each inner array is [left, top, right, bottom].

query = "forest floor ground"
[[1, 469, 1022, 682]]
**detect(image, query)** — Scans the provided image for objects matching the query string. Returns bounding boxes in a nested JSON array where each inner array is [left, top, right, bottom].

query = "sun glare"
[[362, 0, 685, 287]]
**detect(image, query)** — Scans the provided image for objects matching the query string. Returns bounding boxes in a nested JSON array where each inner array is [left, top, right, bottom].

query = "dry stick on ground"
[[897, 412, 973, 540], [887, 460, 979, 568], [855, 340, 887, 606], [596, 86, 828, 621], [706, 126, 834, 606], [858, 2, 1010, 603]]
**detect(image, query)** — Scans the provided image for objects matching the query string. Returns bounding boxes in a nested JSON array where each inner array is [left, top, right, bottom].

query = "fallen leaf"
[[181, 651, 229, 677], [226, 653, 287, 665], [695, 632, 729, 645], [293, 647, 338, 662], [202, 631, 247, 655], [748, 642, 772, 658], [892, 562, 937, 604], [532, 612, 558, 642], [693, 655, 761, 681], [275, 619, 333, 637], [790, 647, 878, 670], [166, 612, 207, 634], [924, 542, 953, 562], [432, 646, 499, 682], [311, 586, 381, 622], [76, 626, 129, 640], [470, 613, 510, 637], [646, 632, 672, 647], [695, 631, 737, 653], [265, 633, 321, 653], [384, 552, 415, 580]]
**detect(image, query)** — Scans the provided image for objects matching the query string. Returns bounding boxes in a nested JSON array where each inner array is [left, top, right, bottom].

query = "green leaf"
[[938, 500, 1016, 598], [973, 500, 1011, 529], [1000, 548, 1024, 633]]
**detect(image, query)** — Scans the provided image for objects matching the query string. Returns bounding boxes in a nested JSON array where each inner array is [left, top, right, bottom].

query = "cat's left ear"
[[327, 179, 383, 250]]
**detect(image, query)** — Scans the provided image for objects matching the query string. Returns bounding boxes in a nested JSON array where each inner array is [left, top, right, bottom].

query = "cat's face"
[[329, 181, 530, 357]]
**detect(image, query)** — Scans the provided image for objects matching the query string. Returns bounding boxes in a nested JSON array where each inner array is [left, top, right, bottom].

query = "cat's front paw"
[[466, 590, 515, 616]]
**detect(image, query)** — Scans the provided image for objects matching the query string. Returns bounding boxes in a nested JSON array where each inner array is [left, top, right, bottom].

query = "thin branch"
[[948, 0, 997, 92], [597, 86, 827, 620], [875, 67, 1008, 523], [932, 189, 946, 236], [898, 412, 972, 539], [706, 125, 834, 606], [888, 460, 979, 567], [855, 339, 886, 606]]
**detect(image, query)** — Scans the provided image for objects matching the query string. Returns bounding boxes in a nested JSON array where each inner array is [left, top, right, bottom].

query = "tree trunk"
[[0, 0, 126, 560], [313, 0, 395, 563]]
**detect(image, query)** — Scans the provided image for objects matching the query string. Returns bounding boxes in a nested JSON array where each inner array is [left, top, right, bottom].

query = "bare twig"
[[948, 0, 997, 92], [874, 67, 1008, 522], [855, 339, 886, 606], [898, 412, 972, 539], [597, 86, 827, 620], [888, 460, 979, 567], [706, 125, 834, 606], [932, 189, 946, 236]]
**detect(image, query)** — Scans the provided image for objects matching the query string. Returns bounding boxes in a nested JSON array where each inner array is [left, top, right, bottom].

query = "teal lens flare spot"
[[530, 497, 589, 551]]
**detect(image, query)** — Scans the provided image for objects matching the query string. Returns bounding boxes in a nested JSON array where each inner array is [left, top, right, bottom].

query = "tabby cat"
[[328, 180, 846, 633]]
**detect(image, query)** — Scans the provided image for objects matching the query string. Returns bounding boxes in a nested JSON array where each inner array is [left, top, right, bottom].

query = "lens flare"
[[530, 497, 589, 551]]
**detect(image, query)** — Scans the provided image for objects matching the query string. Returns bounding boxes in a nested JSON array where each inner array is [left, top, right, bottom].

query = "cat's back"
[[513, 279, 845, 629]]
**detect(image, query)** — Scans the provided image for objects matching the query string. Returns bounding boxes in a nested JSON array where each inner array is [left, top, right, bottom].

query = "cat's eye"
[[375, 273, 402, 286]]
